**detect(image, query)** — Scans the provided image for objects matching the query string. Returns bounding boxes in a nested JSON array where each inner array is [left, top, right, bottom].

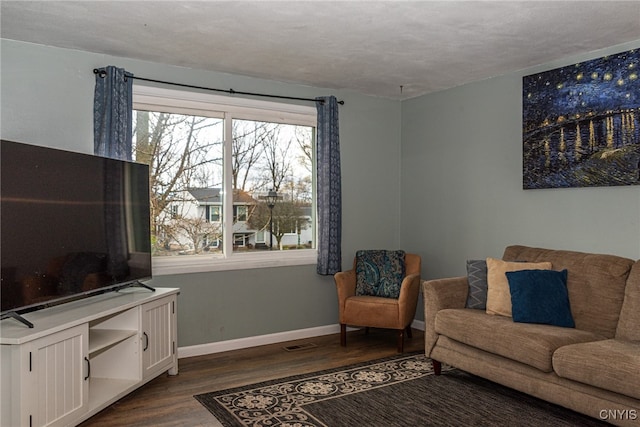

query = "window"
[[235, 205, 247, 222], [208, 206, 221, 223], [132, 86, 317, 274]]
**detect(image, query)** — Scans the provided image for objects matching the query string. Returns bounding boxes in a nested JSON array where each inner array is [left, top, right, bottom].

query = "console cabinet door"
[[141, 295, 177, 379], [28, 324, 89, 427]]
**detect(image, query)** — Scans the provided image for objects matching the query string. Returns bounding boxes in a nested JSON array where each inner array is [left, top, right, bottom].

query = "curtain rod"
[[93, 69, 344, 105]]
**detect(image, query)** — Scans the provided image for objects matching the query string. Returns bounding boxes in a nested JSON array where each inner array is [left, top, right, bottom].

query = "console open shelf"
[[89, 329, 138, 355]]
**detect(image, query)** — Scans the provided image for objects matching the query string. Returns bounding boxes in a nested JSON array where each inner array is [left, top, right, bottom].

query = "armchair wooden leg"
[[397, 329, 404, 353], [406, 326, 413, 339], [432, 360, 442, 375], [340, 324, 347, 347]]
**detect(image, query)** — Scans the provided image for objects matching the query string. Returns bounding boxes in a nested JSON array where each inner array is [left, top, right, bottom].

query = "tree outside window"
[[132, 100, 315, 257]]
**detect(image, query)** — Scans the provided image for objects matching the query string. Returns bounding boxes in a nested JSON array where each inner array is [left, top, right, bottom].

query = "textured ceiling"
[[2, 1, 640, 100]]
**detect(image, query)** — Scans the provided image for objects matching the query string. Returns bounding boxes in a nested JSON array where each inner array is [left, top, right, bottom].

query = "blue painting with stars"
[[523, 48, 640, 189]]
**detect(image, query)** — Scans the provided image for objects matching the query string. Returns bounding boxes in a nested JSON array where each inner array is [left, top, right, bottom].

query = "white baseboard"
[[178, 324, 341, 359], [412, 319, 425, 331], [178, 320, 425, 359]]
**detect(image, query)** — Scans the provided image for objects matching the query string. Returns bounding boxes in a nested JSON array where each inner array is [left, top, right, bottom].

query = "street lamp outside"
[[265, 189, 278, 250]]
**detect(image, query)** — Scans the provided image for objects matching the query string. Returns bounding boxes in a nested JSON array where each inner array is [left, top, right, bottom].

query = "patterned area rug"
[[195, 352, 607, 427]]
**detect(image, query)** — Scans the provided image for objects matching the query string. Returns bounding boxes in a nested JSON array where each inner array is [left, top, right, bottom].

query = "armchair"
[[334, 250, 421, 352]]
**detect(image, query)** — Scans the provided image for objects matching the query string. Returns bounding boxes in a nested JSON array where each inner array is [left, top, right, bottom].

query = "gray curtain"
[[94, 66, 133, 161], [316, 96, 342, 275]]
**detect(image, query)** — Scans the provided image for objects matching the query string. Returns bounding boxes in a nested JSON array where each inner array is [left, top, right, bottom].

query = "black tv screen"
[[1, 140, 152, 314]]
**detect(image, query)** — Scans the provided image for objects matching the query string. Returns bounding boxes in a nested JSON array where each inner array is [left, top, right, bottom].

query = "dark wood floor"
[[79, 328, 425, 426]]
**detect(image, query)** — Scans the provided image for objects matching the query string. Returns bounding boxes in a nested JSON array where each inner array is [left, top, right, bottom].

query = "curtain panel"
[[93, 65, 133, 279], [94, 65, 134, 161], [316, 96, 342, 275]]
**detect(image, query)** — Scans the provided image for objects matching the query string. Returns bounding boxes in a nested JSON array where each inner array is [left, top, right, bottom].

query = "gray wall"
[[3, 38, 639, 347], [1, 40, 402, 347], [401, 40, 640, 285]]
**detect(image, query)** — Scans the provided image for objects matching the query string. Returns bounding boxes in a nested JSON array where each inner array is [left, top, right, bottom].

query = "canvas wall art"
[[522, 48, 640, 189]]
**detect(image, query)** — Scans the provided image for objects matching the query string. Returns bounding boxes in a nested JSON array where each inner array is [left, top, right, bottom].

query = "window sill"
[[152, 249, 317, 276]]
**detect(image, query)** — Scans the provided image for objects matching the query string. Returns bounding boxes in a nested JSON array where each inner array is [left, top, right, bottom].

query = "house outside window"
[[132, 86, 317, 274]]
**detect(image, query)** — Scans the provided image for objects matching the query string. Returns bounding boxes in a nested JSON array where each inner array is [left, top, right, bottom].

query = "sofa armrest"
[[422, 276, 469, 356]]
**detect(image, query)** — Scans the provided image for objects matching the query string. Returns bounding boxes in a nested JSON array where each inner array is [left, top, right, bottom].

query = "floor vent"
[[283, 342, 318, 352]]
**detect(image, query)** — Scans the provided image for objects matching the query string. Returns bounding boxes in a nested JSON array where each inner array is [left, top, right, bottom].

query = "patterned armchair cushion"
[[355, 250, 406, 298]]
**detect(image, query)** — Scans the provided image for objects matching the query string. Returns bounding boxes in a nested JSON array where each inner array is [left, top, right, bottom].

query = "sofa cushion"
[[355, 250, 405, 298], [343, 295, 400, 328], [507, 269, 575, 328], [616, 260, 640, 341], [485, 258, 552, 317], [466, 259, 488, 309], [553, 339, 640, 400], [434, 308, 604, 372], [503, 245, 634, 338]]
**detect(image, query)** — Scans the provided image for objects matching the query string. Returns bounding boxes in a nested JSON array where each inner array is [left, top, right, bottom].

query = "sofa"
[[423, 245, 640, 426]]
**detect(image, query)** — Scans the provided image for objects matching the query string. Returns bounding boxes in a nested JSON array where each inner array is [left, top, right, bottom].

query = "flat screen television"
[[1, 140, 152, 325]]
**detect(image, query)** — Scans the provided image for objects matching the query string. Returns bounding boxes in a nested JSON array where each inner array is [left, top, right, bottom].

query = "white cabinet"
[[1, 287, 179, 427], [141, 295, 178, 380], [4, 324, 90, 427]]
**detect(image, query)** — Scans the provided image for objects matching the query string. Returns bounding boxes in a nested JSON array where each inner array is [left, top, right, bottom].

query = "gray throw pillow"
[[466, 259, 488, 309]]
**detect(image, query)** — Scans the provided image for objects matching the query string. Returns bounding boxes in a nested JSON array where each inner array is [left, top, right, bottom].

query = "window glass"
[[209, 206, 221, 222], [236, 205, 247, 222], [133, 110, 223, 256], [132, 87, 316, 270], [231, 119, 314, 252]]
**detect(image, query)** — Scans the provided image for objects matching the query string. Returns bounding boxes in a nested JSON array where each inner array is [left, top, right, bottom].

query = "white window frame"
[[133, 85, 318, 275]]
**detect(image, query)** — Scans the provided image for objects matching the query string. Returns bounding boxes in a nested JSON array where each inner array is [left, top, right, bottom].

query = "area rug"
[[194, 352, 607, 427]]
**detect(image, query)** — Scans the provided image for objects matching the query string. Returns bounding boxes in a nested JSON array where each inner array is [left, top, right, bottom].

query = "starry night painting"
[[523, 48, 640, 189]]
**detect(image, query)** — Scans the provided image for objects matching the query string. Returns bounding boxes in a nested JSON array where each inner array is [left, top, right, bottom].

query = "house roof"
[[188, 188, 220, 204], [188, 188, 257, 205]]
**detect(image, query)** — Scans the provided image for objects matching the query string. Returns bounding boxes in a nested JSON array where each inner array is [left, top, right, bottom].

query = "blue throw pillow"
[[355, 250, 406, 298], [466, 259, 488, 309], [506, 269, 575, 328]]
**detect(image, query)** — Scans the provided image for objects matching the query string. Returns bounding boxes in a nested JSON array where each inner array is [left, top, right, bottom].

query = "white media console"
[[1, 287, 179, 427]]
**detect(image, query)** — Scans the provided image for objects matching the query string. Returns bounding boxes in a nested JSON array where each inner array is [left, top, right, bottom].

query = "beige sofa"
[[423, 245, 640, 426]]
